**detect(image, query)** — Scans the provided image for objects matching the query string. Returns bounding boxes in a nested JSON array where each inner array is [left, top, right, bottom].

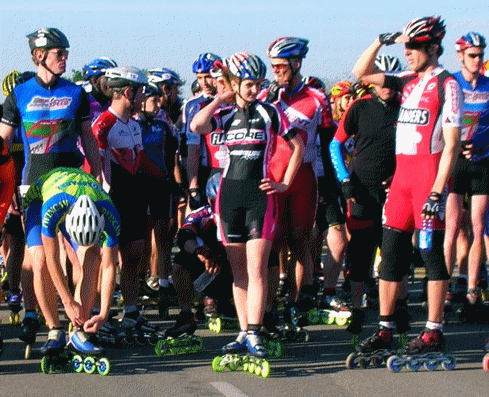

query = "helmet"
[[228, 52, 267, 80], [330, 81, 353, 100], [352, 81, 373, 98], [142, 82, 163, 97], [402, 16, 446, 43], [455, 32, 487, 51], [191, 79, 201, 95], [147, 68, 184, 86], [2, 70, 20, 97], [303, 76, 325, 91], [83, 58, 118, 80], [105, 66, 147, 88], [210, 59, 228, 79], [375, 54, 402, 72], [26, 27, 69, 53], [192, 53, 221, 74], [65, 195, 105, 247], [205, 172, 221, 202], [266, 37, 309, 59]]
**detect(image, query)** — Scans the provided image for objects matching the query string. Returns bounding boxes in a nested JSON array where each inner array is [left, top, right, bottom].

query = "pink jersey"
[[262, 84, 334, 163], [386, 67, 462, 156]]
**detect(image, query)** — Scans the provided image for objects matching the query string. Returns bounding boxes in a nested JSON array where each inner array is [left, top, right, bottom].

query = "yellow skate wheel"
[[261, 361, 271, 378], [83, 356, 97, 374], [40, 356, 51, 374], [97, 357, 111, 376], [248, 361, 255, 373], [255, 363, 262, 376], [335, 316, 349, 327], [212, 356, 224, 372], [72, 355, 84, 373], [9, 314, 14, 324], [322, 312, 335, 325], [243, 361, 249, 372], [25, 344, 32, 360], [214, 317, 222, 333]]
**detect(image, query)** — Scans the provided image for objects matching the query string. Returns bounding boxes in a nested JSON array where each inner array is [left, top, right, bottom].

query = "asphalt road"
[[0, 276, 488, 397]]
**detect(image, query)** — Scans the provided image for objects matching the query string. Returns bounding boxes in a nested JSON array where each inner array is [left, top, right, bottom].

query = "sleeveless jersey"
[[384, 67, 462, 156], [23, 167, 120, 247], [1, 76, 90, 184]]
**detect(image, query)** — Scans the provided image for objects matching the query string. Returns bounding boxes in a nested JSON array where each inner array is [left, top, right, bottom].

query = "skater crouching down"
[[24, 167, 120, 355]]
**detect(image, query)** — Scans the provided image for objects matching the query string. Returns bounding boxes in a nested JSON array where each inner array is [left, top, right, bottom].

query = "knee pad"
[[379, 227, 412, 282]]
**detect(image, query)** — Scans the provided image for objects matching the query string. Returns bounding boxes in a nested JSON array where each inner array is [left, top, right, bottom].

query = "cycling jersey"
[[383, 67, 463, 232], [1, 76, 90, 185], [0, 137, 15, 223], [23, 167, 120, 248]]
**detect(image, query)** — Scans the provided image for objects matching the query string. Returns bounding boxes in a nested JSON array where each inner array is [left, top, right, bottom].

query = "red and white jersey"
[[93, 108, 143, 182], [386, 67, 463, 156], [260, 83, 334, 163]]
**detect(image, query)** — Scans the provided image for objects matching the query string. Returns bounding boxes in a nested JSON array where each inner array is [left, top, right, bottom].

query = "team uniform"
[[1, 76, 90, 185], [381, 67, 463, 281], [23, 167, 120, 249], [451, 72, 489, 196], [210, 100, 294, 243], [0, 137, 15, 224]]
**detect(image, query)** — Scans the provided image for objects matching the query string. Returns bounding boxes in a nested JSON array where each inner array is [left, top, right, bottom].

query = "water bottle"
[[193, 271, 217, 294], [419, 218, 433, 251]]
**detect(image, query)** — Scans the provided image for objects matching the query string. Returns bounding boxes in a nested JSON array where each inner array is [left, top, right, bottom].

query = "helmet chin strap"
[[40, 50, 63, 78]]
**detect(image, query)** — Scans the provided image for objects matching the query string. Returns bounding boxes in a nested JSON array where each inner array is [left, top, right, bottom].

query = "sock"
[[425, 321, 443, 332], [379, 315, 395, 330]]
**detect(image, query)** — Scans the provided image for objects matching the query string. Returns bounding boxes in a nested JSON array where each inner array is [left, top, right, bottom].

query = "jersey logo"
[[210, 132, 225, 145], [225, 131, 266, 143], [27, 96, 73, 111], [398, 108, 430, 125], [231, 119, 241, 127]]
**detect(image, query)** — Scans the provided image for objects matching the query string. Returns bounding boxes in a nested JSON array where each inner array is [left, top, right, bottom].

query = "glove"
[[341, 179, 355, 201], [378, 32, 402, 46], [265, 81, 281, 103], [422, 192, 444, 220], [189, 188, 203, 210]]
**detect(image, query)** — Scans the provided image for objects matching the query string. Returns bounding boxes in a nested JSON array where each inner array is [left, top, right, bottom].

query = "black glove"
[[189, 188, 203, 210], [265, 81, 281, 103], [378, 32, 402, 46], [422, 192, 444, 220], [341, 179, 355, 201]]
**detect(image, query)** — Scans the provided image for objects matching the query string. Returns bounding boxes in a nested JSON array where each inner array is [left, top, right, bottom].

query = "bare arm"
[[0, 123, 15, 146], [187, 145, 201, 190], [98, 245, 117, 321], [80, 120, 102, 181], [190, 97, 223, 135], [431, 126, 461, 195]]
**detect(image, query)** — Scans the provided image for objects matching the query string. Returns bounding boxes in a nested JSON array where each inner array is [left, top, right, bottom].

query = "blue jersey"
[[2, 76, 90, 184], [136, 115, 173, 174]]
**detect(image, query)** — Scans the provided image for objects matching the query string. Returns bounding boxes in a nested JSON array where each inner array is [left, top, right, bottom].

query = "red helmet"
[[402, 16, 446, 43], [330, 81, 353, 100]]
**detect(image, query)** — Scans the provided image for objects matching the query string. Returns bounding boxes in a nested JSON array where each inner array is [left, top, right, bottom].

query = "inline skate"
[[19, 316, 40, 359], [205, 298, 239, 333], [346, 308, 365, 348], [308, 294, 352, 326], [7, 290, 22, 325], [346, 327, 397, 369], [155, 311, 203, 356], [118, 315, 162, 346], [281, 304, 309, 342], [386, 328, 456, 373]]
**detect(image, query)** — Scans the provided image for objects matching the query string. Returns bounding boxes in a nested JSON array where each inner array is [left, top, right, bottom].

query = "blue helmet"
[[82, 58, 118, 80], [266, 37, 309, 59], [228, 52, 267, 80], [147, 68, 184, 86], [192, 53, 221, 74], [455, 32, 487, 51], [142, 82, 163, 97]]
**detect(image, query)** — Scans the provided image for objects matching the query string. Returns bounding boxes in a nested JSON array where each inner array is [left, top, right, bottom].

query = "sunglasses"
[[467, 53, 484, 59], [404, 42, 425, 50], [48, 49, 69, 58], [271, 63, 289, 72]]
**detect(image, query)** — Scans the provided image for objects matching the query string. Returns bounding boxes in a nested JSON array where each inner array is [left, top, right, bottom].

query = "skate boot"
[[158, 285, 177, 319], [40, 329, 66, 356], [246, 331, 268, 358], [221, 330, 248, 353], [119, 314, 161, 346], [262, 310, 284, 358], [311, 293, 351, 326], [19, 316, 41, 359], [165, 311, 197, 338], [387, 328, 456, 373], [205, 298, 221, 332], [95, 320, 121, 348], [346, 327, 394, 369], [466, 288, 480, 305], [7, 290, 22, 325], [140, 276, 159, 301], [394, 303, 411, 348], [282, 302, 309, 342], [346, 309, 365, 347], [155, 312, 202, 356]]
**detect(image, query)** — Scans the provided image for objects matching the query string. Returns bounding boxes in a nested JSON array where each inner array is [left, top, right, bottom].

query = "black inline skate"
[[7, 290, 22, 325], [118, 315, 162, 346], [346, 309, 365, 348], [19, 316, 40, 359], [206, 297, 239, 333], [281, 303, 309, 342], [387, 328, 456, 373], [155, 311, 203, 356], [346, 326, 397, 369]]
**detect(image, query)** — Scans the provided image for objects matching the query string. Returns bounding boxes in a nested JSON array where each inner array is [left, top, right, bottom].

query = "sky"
[[1, 0, 488, 100]]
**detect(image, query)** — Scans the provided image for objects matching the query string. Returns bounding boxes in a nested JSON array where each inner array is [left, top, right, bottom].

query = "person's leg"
[[468, 194, 489, 291], [120, 239, 145, 310], [75, 244, 102, 320], [225, 243, 248, 331], [444, 193, 463, 276]]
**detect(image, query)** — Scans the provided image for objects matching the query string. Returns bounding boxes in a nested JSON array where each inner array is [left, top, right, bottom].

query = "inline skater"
[[23, 167, 120, 357], [191, 52, 304, 358], [444, 32, 489, 307], [93, 66, 165, 336], [264, 37, 340, 325], [0, 28, 102, 349], [330, 54, 402, 340], [351, 16, 462, 363], [184, 53, 221, 211]]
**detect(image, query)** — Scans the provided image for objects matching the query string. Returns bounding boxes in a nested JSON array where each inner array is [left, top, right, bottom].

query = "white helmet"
[[65, 195, 105, 246]]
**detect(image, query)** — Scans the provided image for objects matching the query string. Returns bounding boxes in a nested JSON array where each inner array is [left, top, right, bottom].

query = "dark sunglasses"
[[48, 49, 69, 58], [467, 53, 484, 59], [271, 64, 289, 72], [405, 42, 425, 50]]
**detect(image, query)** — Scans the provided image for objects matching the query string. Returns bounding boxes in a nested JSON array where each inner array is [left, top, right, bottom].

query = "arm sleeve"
[[1, 92, 21, 128]]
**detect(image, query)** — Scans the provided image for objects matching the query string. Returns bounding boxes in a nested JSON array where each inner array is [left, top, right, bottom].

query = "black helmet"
[[27, 28, 70, 53]]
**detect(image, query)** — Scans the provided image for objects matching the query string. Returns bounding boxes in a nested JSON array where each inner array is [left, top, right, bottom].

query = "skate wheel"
[[214, 317, 222, 333], [387, 355, 403, 373], [483, 354, 489, 372], [371, 356, 383, 368], [359, 357, 370, 369], [423, 355, 438, 371], [83, 356, 97, 374], [441, 356, 456, 371], [407, 358, 421, 372], [307, 310, 320, 325], [345, 352, 358, 369], [272, 341, 284, 358], [302, 330, 310, 342], [72, 355, 84, 373], [248, 361, 255, 373], [41, 356, 51, 374], [97, 357, 111, 376], [261, 361, 271, 378], [212, 356, 224, 372], [335, 316, 349, 327], [254, 363, 262, 376], [25, 344, 32, 360], [322, 313, 335, 325], [243, 361, 249, 372]]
